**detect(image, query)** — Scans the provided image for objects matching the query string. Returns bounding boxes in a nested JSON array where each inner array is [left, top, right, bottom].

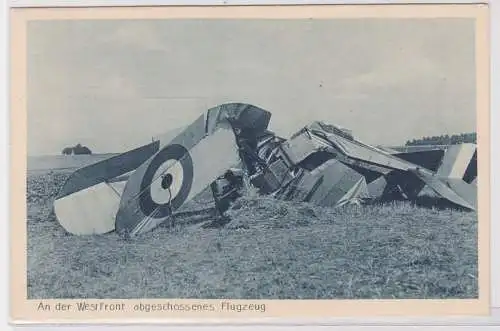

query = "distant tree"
[[62, 147, 73, 155], [73, 143, 92, 155], [61, 143, 93, 155]]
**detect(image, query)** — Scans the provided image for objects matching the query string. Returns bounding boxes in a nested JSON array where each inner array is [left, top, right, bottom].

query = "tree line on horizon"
[[405, 132, 476, 146]]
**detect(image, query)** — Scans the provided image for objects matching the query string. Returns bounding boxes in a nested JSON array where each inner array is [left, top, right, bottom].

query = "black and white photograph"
[[17, 4, 489, 314]]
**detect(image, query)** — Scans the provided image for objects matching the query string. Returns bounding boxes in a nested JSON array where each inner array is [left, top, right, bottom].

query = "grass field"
[[26, 158, 478, 300]]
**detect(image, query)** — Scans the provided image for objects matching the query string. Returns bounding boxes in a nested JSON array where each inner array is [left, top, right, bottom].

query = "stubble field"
[[26, 157, 478, 300]]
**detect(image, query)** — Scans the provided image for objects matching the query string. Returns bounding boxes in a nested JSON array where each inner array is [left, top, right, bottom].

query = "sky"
[[27, 18, 476, 156]]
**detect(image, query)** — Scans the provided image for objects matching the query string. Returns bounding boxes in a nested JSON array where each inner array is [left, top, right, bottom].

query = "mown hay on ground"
[[27, 171, 478, 299]]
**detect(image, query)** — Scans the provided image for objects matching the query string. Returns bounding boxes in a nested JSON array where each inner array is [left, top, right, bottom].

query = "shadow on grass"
[[157, 207, 218, 228]]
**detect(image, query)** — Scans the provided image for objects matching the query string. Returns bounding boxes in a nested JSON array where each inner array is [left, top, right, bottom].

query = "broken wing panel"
[[285, 159, 366, 208], [367, 176, 388, 199], [279, 131, 321, 166], [444, 178, 478, 210], [115, 119, 242, 237], [53, 141, 160, 235], [282, 128, 414, 174], [410, 168, 476, 210], [393, 149, 446, 172], [335, 177, 370, 207], [158, 114, 206, 151], [56, 141, 160, 199], [54, 182, 123, 235], [315, 131, 417, 172]]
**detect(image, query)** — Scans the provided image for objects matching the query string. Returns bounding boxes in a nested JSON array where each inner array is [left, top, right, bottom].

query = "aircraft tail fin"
[[436, 143, 477, 183]]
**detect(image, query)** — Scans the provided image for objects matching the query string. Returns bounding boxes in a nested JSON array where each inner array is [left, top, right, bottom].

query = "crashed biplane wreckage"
[[53, 103, 478, 236]]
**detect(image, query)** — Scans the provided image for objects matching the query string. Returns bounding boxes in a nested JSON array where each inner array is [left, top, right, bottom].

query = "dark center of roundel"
[[139, 144, 194, 219], [161, 174, 174, 190]]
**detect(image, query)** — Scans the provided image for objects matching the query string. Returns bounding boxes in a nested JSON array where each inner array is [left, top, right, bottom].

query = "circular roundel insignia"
[[139, 144, 194, 219]]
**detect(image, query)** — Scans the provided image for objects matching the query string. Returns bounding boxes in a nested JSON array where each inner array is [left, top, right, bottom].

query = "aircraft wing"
[[115, 103, 272, 236], [53, 141, 162, 235], [53, 103, 272, 236]]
